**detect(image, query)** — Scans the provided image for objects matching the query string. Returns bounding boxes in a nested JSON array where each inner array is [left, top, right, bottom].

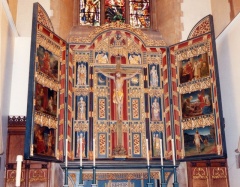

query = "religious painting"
[[97, 72, 107, 86], [75, 95, 88, 120], [35, 83, 58, 116], [25, 8, 67, 162], [75, 131, 88, 158], [181, 88, 212, 119], [129, 0, 150, 28], [148, 64, 160, 88], [183, 125, 216, 157], [95, 51, 109, 64], [36, 45, 59, 81], [129, 74, 140, 87], [128, 53, 142, 64], [179, 52, 210, 84], [80, 0, 100, 26], [33, 124, 56, 157], [152, 131, 163, 157], [105, 0, 125, 23], [76, 62, 88, 86], [150, 97, 162, 121]]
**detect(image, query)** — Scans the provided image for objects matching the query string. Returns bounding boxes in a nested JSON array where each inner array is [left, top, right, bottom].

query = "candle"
[[15, 155, 23, 187], [80, 137, 82, 166], [146, 139, 149, 166], [160, 138, 163, 166], [93, 139, 95, 166], [65, 138, 68, 167], [171, 139, 176, 165]]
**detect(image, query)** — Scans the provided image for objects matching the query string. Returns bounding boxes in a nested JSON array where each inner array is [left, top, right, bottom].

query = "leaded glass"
[[80, 0, 101, 26], [129, 0, 150, 28], [105, 0, 125, 23]]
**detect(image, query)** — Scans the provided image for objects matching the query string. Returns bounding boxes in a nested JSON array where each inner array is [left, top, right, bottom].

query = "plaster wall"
[[181, 0, 211, 41], [216, 13, 240, 187], [0, 1, 16, 186]]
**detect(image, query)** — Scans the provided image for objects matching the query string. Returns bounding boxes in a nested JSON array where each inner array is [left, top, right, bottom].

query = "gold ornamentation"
[[74, 121, 89, 131], [193, 167, 208, 179], [74, 87, 90, 96], [37, 4, 54, 31], [148, 88, 163, 97], [217, 144, 222, 155], [178, 77, 211, 94], [174, 42, 210, 62], [29, 169, 47, 182], [37, 32, 62, 57], [35, 71, 60, 91], [181, 114, 215, 130], [212, 167, 227, 179], [34, 112, 58, 129], [188, 16, 211, 39], [150, 122, 164, 132], [69, 22, 166, 46], [73, 52, 90, 62]]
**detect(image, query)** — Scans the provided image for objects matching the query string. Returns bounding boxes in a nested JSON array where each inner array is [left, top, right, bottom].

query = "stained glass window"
[[105, 0, 125, 23], [80, 0, 101, 26], [79, 0, 151, 28], [129, 0, 150, 28]]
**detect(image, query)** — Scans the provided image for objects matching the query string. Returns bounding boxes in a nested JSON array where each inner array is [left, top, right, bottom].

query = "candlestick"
[[160, 138, 163, 166], [80, 137, 82, 167], [146, 139, 149, 166], [16, 155, 23, 187], [171, 139, 176, 165], [93, 139, 95, 166], [65, 138, 68, 167]]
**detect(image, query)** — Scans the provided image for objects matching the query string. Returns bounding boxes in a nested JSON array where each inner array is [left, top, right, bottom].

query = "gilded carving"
[[35, 71, 60, 91], [212, 167, 227, 179], [34, 112, 58, 129], [193, 167, 208, 179], [69, 22, 166, 46], [181, 114, 215, 130]]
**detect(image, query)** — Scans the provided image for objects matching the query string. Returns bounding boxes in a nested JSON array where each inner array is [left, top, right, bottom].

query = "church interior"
[[1, 0, 240, 186]]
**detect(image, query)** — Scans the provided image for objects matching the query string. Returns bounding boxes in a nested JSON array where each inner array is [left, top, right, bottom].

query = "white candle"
[[80, 137, 82, 166], [146, 139, 149, 166], [160, 138, 163, 166], [93, 139, 95, 166], [65, 138, 68, 167], [15, 155, 23, 187], [171, 139, 176, 165]]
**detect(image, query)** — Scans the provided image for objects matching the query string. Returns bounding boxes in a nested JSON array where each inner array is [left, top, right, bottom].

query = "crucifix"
[[96, 55, 141, 155]]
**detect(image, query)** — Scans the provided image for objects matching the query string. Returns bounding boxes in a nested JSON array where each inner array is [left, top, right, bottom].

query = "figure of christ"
[[96, 69, 141, 121]]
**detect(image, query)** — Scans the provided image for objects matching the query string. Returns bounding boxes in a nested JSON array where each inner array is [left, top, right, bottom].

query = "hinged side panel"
[[24, 3, 67, 162], [169, 15, 226, 161]]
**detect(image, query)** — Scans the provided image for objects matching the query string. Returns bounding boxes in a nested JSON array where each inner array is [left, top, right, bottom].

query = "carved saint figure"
[[150, 65, 158, 87], [151, 98, 160, 121], [77, 64, 86, 85], [77, 97, 86, 120]]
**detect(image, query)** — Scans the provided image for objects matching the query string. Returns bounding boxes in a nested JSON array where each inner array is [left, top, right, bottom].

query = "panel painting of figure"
[[184, 125, 216, 157], [37, 45, 59, 80], [181, 88, 212, 119], [179, 53, 210, 84], [33, 124, 56, 157], [35, 83, 58, 116]]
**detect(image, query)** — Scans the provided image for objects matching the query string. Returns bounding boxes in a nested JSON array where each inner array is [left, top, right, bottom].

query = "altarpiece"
[[24, 3, 226, 186]]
